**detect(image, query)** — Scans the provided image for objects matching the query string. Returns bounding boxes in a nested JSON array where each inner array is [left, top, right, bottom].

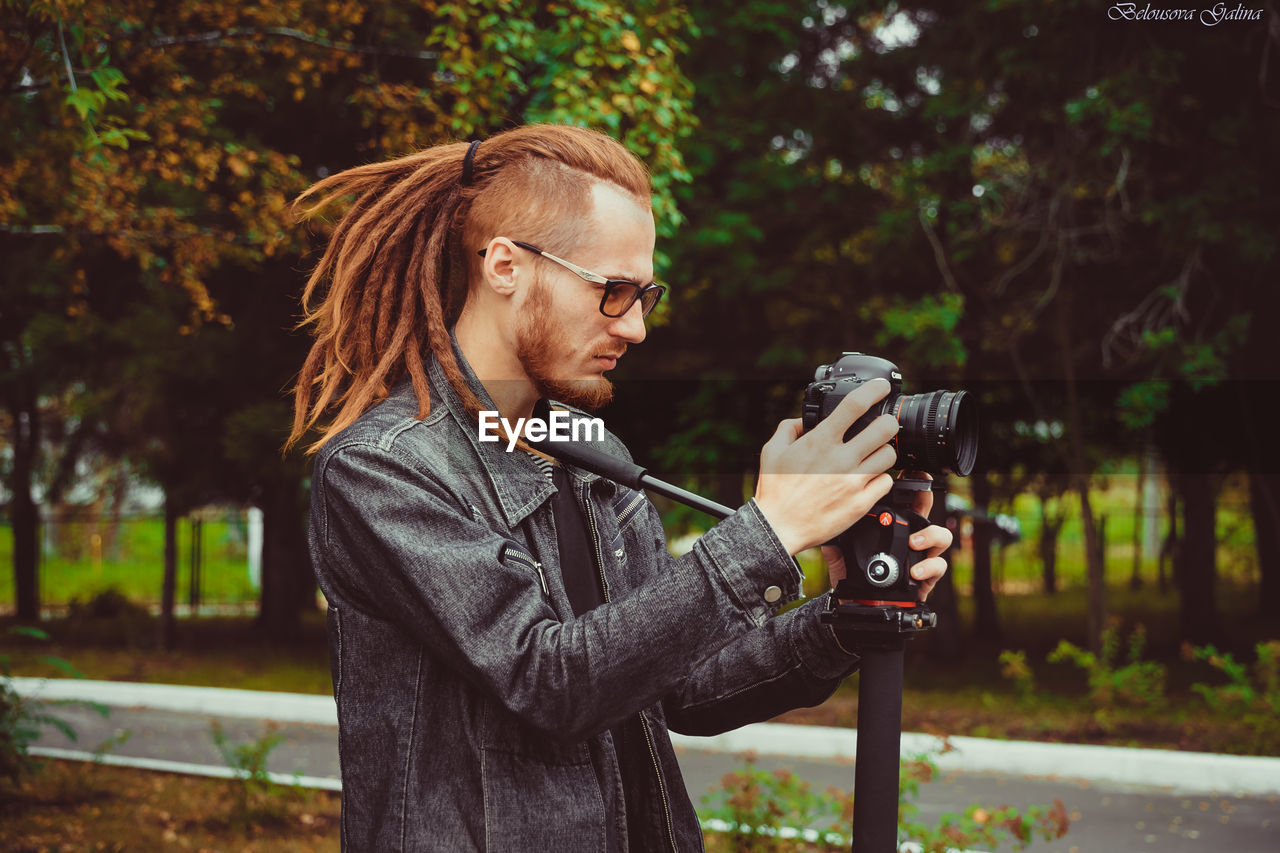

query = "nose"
[[608, 298, 648, 344]]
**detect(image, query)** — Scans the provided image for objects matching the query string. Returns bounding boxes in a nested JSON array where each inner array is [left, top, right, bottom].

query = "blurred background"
[[2, 0, 1278, 739]]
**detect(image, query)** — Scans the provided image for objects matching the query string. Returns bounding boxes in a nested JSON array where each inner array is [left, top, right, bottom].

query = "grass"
[[0, 760, 340, 852], [3, 578, 1277, 757], [0, 512, 259, 608], [3, 467, 1264, 612], [1, 613, 333, 696]]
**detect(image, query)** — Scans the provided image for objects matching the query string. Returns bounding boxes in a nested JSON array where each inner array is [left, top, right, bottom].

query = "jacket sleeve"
[[608, 498, 862, 737], [660, 593, 860, 736], [310, 439, 804, 744]]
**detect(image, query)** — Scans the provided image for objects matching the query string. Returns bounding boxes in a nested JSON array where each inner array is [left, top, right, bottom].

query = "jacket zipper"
[[583, 484, 678, 852], [505, 545, 548, 597], [581, 483, 612, 603], [616, 489, 647, 528], [639, 710, 680, 852]]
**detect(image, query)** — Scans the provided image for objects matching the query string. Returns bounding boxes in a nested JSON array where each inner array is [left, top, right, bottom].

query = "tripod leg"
[[853, 643, 905, 853]]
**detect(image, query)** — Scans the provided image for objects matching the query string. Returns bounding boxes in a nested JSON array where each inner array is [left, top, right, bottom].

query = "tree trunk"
[[257, 475, 314, 640], [159, 497, 178, 650], [971, 473, 1001, 643], [1097, 513, 1108, 586], [924, 478, 964, 662], [1055, 293, 1106, 652], [1076, 480, 1107, 652], [1248, 472, 1280, 629], [1130, 452, 1145, 590], [7, 386, 40, 621], [1158, 489, 1177, 595], [1038, 495, 1063, 596], [1172, 472, 1222, 644]]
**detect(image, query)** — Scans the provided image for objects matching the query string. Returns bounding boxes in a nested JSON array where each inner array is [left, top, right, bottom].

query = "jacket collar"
[[428, 337, 605, 529]]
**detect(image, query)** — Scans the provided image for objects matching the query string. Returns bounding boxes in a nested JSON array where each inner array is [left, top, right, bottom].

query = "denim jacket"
[[308, 347, 861, 851]]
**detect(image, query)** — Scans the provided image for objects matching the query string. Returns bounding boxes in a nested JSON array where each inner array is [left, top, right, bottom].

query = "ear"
[[478, 237, 523, 297]]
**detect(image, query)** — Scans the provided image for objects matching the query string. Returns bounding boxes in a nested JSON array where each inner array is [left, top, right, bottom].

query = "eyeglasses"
[[477, 240, 666, 318]]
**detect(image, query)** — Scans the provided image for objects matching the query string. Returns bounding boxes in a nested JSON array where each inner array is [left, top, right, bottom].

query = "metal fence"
[[0, 507, 262, 609]]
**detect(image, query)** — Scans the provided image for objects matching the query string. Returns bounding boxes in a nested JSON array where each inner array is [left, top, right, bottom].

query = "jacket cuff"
[[694, 498, 804, 626], [790, 593, 862, 680]]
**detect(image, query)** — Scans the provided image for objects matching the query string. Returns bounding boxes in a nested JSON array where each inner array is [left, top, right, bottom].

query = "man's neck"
[[453, 310, 538, 422]]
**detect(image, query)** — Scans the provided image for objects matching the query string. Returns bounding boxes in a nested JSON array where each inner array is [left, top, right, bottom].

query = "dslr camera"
[[802, 353, 978, 604]]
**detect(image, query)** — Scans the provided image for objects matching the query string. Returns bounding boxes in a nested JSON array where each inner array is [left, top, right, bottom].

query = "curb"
[[14, 677, 1280, 796]]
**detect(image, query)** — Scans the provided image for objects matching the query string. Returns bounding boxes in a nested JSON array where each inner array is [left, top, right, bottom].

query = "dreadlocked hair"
[[287, 124, 652, 454]]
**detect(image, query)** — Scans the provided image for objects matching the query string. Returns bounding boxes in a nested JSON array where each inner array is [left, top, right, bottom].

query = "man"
[[289, 124, 951, 851]]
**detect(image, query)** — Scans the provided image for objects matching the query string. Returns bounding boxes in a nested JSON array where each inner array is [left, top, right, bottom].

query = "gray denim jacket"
[[308, 347, 861, 851]]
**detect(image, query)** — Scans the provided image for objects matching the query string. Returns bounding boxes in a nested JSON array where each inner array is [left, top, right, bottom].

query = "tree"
[[3, 1, 699, 634], [635, 0, 1276, 651]]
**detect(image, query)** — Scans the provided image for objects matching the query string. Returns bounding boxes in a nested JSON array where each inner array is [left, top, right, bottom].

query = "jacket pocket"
[[500, 541, 549, 598], [481, 747, 606, 851], [608, 530, 627, 569]]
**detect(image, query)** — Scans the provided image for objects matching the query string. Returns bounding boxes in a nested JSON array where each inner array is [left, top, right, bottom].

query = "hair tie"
[[461, 139, 481, 186]]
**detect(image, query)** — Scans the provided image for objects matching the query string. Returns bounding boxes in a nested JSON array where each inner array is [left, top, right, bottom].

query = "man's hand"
[[754, 378, 899, 556], [823, 470, 953, 601], [821, 524, 952, 602]]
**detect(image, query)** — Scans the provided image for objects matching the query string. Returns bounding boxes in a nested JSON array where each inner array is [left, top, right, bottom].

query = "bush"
[[210, 720, 299, 822], [1185, 640, 1280, 753], [64, 586, 154, 647], [0, 626, 109, 784], [1047, 622, 1166, 722], [699, 747, 1070, 852], [998, 649, 1036, 702]]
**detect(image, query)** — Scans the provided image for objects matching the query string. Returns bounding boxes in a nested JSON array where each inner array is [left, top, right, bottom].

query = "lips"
[[594, 347, 625, 369]]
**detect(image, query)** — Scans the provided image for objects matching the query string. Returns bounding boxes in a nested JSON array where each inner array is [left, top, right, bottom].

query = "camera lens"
[[894, 390, 979, 476]]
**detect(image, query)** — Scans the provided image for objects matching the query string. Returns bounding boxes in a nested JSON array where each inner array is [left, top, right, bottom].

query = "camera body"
[[802, 353, 977, 604]]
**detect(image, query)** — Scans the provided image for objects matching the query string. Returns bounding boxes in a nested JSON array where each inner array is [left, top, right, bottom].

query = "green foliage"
[[700, 752, 845, 851], [210, 720, 296, 820], [869, 293, 967, 371], [998, 649, 1036, 702], [0, 626, 109, 784], [699, 749, 1069, 851], [899, 748, 1070, 853], [1048, 623, 1166, 724], [1185, 641, 1280, 753], [64, 586, 155, 647], [0, 514, 258, 609], [1116, 380, 1170, 430]]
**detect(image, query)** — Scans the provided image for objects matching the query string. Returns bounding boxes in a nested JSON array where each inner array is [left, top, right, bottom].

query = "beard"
[[514, 277, 615, 411]]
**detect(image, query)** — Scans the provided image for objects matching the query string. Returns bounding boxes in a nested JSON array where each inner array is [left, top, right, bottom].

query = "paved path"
[[29, 700, 1280, 852]]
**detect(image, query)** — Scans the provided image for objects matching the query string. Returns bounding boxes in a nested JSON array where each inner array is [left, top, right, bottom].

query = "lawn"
[[4, 576, 1277, 758], [1, 470, 1264, 612], [0, 760, 341, 852], [0, 511, 258, 609]]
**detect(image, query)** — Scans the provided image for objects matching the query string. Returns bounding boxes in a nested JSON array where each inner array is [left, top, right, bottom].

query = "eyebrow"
[[603, 271, 652, 284]]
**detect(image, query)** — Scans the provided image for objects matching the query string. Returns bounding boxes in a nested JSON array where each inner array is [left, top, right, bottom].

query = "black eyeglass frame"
[[476, 240, 666, 319]]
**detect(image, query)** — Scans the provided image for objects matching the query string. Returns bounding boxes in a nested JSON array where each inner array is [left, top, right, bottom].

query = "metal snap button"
[[763, 585, 782, 603]]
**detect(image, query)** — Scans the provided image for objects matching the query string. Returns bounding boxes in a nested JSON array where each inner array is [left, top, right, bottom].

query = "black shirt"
[[548, 458, 643, 850]]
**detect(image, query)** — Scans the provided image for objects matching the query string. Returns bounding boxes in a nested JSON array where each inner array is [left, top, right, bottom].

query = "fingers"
[[760, 417, 804, 471], [911, 556, 949, 601], [861, 441, 898, 474], [821, 544, 847, 586], [774, 417, 804, 442], [808, 378, 892, 444], [909, 523, 952, 601], [909, 524, 953, 558]]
